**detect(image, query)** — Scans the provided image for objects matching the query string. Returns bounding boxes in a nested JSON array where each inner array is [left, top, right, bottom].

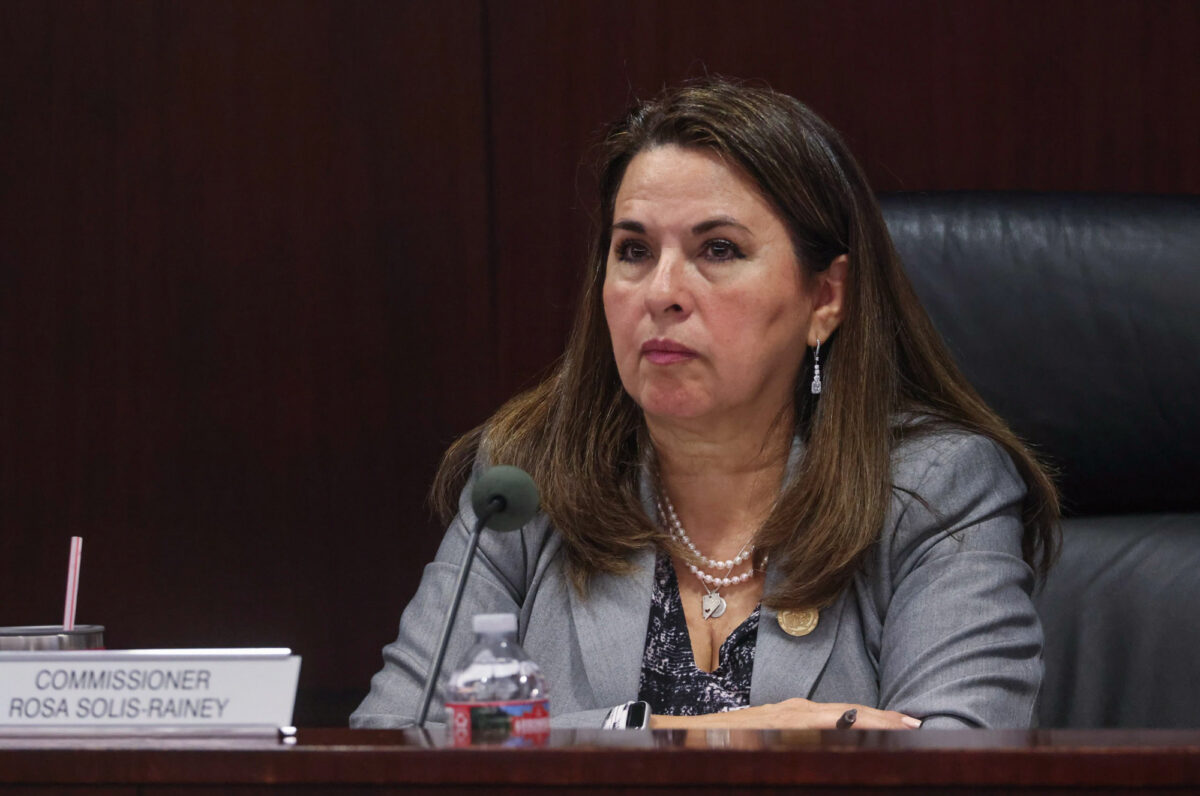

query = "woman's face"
[[603, 144, 829, 432]]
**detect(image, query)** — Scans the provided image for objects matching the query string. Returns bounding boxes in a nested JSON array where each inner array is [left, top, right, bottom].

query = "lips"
[[640, 338, 698, 365]]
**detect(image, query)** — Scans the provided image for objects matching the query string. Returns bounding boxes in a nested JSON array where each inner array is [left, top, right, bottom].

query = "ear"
[[807, 254, 848, 347]]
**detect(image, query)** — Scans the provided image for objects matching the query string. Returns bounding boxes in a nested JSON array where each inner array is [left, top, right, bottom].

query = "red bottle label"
[[445, 698, 550, 746]]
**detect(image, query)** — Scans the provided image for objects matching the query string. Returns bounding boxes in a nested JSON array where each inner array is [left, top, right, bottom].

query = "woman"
[[352, 78, 1058, 731]]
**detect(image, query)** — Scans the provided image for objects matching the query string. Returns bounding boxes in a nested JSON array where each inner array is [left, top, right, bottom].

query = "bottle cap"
[[472, 613, 517, 634]]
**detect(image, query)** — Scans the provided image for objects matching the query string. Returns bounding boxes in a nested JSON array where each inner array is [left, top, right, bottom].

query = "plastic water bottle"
[[443, 613, 549, 745]]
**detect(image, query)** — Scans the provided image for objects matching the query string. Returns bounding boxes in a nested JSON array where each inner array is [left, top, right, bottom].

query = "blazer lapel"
[[750, 563, 848, 705], [568, 546, 656, 708]]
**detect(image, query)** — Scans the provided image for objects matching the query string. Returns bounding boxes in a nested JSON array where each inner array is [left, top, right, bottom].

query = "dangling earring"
[[811, 338, 822, 395]]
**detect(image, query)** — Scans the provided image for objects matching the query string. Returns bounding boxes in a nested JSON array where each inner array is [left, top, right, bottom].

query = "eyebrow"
[[692, 216, 751, 235], [610, 216, 752, 235], [612, 219, 646, 234]]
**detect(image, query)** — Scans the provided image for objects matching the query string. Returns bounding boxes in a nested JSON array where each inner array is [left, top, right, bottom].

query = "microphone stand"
[[416, 496, 504, 728]]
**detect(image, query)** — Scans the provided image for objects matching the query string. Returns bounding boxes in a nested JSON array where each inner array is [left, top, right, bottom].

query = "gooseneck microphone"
[[416, 465, 540, 727]]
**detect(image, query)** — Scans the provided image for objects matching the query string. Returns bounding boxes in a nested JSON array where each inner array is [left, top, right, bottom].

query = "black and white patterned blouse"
[[637, 553, 760, 715]]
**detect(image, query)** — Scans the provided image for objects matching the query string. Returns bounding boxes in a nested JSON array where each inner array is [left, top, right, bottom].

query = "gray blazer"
[[352, 430, 1042, 730]]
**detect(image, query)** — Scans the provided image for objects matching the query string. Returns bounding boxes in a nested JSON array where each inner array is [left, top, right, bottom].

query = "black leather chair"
[[881, 193, 1200, 728]]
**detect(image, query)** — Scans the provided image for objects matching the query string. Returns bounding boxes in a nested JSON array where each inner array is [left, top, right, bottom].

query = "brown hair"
[[433, 77, 1059, 608]]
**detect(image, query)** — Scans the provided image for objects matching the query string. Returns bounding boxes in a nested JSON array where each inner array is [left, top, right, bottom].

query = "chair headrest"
[[881, 192, 1200, 515]]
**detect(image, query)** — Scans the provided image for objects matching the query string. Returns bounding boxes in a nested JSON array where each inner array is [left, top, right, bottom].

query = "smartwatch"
[[602, 700, 651, 729]]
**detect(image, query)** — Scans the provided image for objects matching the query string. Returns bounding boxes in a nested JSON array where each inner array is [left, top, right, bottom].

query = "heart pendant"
[[701, 592, 727, 620]]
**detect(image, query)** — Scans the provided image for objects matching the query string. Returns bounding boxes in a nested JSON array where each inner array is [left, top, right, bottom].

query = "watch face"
[[627, 701, 648, 728]]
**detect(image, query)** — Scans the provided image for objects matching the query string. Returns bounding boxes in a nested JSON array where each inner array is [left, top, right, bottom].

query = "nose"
[[644, 249, 691, 317]]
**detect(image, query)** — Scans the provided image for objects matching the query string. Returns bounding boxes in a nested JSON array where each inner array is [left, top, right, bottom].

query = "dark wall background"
[[2, 0, 1197, 724]]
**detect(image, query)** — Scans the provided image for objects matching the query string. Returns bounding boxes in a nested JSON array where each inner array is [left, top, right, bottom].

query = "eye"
[[702, 238, 745, 262], [615, 239, 653, 263]]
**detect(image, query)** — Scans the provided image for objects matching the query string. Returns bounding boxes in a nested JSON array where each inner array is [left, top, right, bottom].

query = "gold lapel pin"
[[777, 607, 819, 637]]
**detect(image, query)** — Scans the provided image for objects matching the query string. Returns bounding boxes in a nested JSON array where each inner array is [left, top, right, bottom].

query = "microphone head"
[[471, 465, 540, 532]]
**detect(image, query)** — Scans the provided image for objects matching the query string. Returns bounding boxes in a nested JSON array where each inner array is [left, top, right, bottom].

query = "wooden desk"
[[2, 728, 1199, 794]]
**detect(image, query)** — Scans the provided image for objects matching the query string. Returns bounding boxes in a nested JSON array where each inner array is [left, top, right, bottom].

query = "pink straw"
[[63, 536, 83, 631]]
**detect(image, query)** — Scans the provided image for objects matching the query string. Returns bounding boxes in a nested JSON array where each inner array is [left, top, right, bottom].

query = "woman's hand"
[[650, 698, 921, 730]]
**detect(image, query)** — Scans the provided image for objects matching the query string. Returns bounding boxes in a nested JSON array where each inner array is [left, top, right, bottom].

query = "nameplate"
[[0, 649, 300, 732]]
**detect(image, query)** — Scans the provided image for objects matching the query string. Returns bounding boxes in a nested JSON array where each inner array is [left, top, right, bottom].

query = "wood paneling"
[[3, 728, 1200, 792], [0, 1, 491, 723]]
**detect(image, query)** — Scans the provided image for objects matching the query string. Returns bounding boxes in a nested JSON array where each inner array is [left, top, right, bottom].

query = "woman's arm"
[[651, 700, 919, 729], [350, 467, 628, 730], [349, 501, 534, 729], [872, 431, 1043, 728]]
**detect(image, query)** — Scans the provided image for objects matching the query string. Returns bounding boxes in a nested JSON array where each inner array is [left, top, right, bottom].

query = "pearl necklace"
[[657, 492, 765, 620]]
